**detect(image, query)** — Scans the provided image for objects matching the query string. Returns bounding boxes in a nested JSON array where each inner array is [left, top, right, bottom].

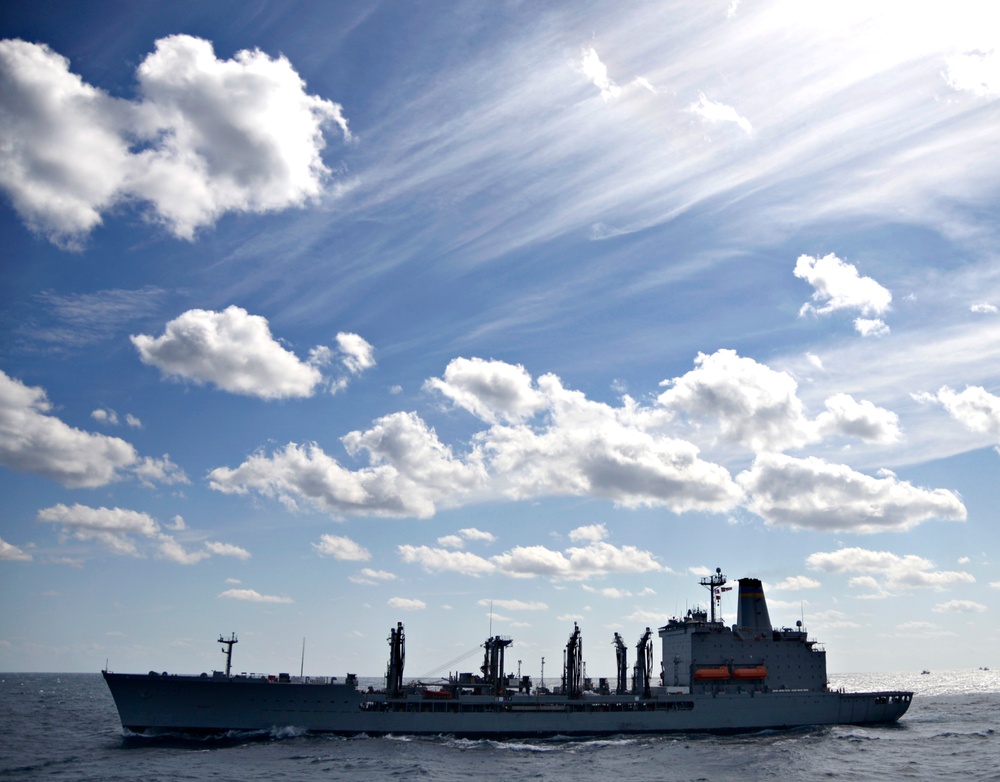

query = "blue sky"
[[2, 0, 999, 679]]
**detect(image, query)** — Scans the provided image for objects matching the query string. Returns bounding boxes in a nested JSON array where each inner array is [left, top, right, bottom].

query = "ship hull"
[[102, 672, 912, 738]]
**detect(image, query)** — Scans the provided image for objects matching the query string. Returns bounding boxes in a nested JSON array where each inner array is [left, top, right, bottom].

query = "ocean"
[[1, 670, 997, 781]]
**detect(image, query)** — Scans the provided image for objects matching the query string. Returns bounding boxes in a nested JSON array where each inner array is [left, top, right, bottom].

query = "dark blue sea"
[[1, 670, 998, 781]]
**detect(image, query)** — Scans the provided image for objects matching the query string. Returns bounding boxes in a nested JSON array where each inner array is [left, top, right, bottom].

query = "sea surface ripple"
[[1, 670, 998, 781]]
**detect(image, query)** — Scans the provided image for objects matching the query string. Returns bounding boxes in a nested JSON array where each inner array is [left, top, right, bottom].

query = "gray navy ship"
[[103, 571, 912, 737]]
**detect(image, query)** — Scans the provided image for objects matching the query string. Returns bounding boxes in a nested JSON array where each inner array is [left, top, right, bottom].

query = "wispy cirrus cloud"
[[310, 2, 1000, 285], [17, 288, 168, 353]]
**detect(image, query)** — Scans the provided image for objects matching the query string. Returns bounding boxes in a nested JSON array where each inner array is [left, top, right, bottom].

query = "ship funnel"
[[736, 578, 772, 634]]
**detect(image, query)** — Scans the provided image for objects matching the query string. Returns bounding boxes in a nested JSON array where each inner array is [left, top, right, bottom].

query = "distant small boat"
[[921, 670, 930, 675]]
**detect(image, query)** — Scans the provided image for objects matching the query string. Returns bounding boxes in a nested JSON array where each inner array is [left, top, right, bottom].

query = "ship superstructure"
[[662, 572, 824, 693], [103, 570, 912, 737]]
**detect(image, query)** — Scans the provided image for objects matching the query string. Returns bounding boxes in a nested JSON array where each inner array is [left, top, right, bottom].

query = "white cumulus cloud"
[[688, 92, 752, 135], [204, 541, 252, 560], [769, 575, 821, 591], [738, 453, 966, 533], [815, 393, 900, 443], [659, 349, 814, 451], [0, 36, 350, 247], [210, 354, 950, 531], [91, 409, 118, 426], [36, 501, 246, 563], [932, 599, 987, 613], [0, 39, 131, 247], [399, 539, 664, 581], [218, 588, 293, 604], [209, 423, 480, 519], [946, 49, 1000, 97], [336, 333, 376, 376], [313, 534, 371, 561], [807, 547, 975, 593], [156, 535, 210, 565], [37, 503, 159, 556], [568, 523, 608, 542], [0, 369, 184, 488], [132, 454, 188, 489], [458, 527, 496, 543], [388, 596, 426, 611], [853, 317, 890, 338], [0, 537, 32, 561], [425, 357, 547, 424], [914, 385, 1000, 438], [132, 306, 328, 399], [477, 598, 549, 611], [795, 253, 892, 336], [349, 568, 397, 585], [578, 47, 621, 101], [658, 350, 899, 450], [398, 545, 497, 576]]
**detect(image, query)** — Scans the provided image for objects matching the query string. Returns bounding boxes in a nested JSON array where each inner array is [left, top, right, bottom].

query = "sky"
[[2, 0, 999, 680]]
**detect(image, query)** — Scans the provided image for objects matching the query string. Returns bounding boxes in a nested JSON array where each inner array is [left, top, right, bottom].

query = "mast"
[[218, 633, 238, 678], [699, 567, 727, 624]]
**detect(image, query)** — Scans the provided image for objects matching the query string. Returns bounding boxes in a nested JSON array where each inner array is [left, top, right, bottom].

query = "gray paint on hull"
[[103, 672, 912, 738]]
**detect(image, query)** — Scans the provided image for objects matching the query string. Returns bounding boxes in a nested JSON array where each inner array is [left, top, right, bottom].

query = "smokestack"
[[736, 578, 772, 634]]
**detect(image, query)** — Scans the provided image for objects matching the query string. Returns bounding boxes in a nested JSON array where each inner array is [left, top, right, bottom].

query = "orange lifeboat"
[[732, 665, 767, 680], [693, 666, 730, 681]]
